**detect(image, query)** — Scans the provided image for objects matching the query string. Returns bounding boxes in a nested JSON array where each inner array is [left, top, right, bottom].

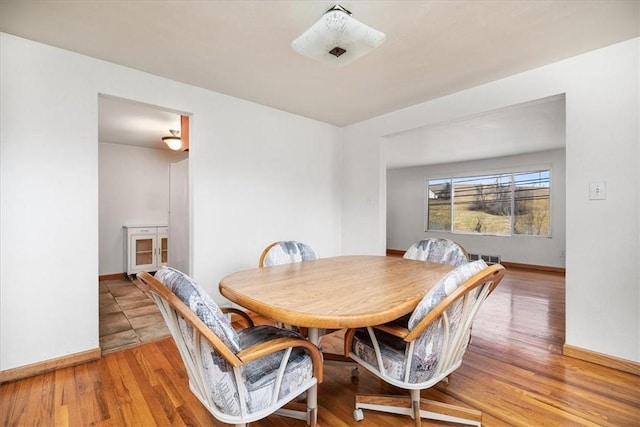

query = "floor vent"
[[468, 253, 501, 264]]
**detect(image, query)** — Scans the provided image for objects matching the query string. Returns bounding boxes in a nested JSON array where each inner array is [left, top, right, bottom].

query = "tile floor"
[[99, 276, 170, 354]]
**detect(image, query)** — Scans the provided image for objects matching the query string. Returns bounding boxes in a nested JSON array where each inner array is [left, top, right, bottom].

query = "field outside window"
[[427, 170, 550, 236]]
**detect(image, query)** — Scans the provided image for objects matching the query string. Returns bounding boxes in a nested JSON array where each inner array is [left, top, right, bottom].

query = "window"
[[427, 170, 550, 236]]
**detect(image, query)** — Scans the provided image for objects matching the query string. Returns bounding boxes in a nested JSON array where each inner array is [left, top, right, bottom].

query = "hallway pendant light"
[[162, 129, 182, 150], [291, 4, 385, 66]]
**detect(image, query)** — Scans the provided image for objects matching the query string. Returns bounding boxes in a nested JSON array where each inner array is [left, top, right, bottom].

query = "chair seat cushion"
[[193, 325, 315, 417], [238, 325, 315, 412], [351, 319, 461, 384], [351, 327, 409, 381]]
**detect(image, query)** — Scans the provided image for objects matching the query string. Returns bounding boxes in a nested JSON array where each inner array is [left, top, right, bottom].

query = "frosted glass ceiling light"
[[162, 129, 182, 150], [291, 4, 385, 66]]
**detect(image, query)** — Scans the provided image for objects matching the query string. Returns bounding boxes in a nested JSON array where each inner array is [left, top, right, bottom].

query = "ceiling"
[[1, 1, 638, 159], [98, 96, 182, 150], [387, 94, 566, 168]]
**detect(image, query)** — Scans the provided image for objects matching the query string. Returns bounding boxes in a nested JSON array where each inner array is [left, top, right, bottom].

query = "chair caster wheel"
[[353, 408, 364, 421], [351, 367, 359, 378]]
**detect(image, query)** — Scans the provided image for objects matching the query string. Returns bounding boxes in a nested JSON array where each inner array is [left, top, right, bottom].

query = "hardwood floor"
[[2, 268, 639, 426]]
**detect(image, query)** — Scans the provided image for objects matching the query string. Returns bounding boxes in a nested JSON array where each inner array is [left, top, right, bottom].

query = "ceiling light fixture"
[[291, 4, 386, 66], [162, 129, 182, 150]]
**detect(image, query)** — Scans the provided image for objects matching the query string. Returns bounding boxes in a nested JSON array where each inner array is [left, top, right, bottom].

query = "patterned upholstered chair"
[[138, 267, 323, 427], [258, 241, 318, 333], [403, 238, 469, 267], [258, 241, 355, 371], [258, 241, 318, 267], [345, 260, 505, 426]]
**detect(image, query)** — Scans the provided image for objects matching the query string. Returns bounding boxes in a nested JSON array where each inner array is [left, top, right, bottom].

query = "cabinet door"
[[157, 227, 168, 268], [129, 232, 157, 274]]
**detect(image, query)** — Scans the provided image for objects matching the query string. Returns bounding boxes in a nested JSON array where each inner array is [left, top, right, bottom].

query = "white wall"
[[168, 158, 190, 274], [188, 89, 342, 291], [98, 142, 187, 276], [340, 129, 387, 255], [387, 149, 566, 267], [0, 33, 341, 371], [342, 38, 639, 362]]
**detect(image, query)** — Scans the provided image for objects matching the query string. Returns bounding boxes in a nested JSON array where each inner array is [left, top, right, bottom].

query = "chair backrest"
[[403, 238, 468, 266], [405, 261, 504, 384], [259, 241, 318, 267]]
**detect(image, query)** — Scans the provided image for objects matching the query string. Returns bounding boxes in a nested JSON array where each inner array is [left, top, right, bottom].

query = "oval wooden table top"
[[219, 255, 454, 329]]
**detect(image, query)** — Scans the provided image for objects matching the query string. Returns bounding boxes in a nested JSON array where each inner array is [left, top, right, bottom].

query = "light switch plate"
[[589, 182, 606, 200]]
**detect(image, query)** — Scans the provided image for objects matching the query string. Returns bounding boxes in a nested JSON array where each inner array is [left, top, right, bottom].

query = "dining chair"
[[258, 241, 357, 373], [138, 267, 323, 427], [258, 240, 318, 267], [258, 241, 319, 334], [403, 238, 469, 266], [344, 260, 505, 426]]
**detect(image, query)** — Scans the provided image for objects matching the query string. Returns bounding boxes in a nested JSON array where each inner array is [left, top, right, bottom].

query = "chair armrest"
[[344, 328, 356, 357], [344, 322, 411, 357], [236, 336, 324, 383], [222, 307, 255, 328], [372, 323, 410, 339]]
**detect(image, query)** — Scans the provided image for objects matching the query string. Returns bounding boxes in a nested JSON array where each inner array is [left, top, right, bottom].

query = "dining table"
[[219, 255, 454, 346]]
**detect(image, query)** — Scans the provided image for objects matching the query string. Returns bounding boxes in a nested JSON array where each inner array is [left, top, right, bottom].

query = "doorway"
[[97, 95, 189, 352]]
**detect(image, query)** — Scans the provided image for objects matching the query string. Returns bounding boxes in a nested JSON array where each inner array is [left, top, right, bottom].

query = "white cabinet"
[[124, 225, 168, 277]]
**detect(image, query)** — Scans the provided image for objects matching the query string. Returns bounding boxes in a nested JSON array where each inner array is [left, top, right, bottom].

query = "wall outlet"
[[589, 182, 606, 200]]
